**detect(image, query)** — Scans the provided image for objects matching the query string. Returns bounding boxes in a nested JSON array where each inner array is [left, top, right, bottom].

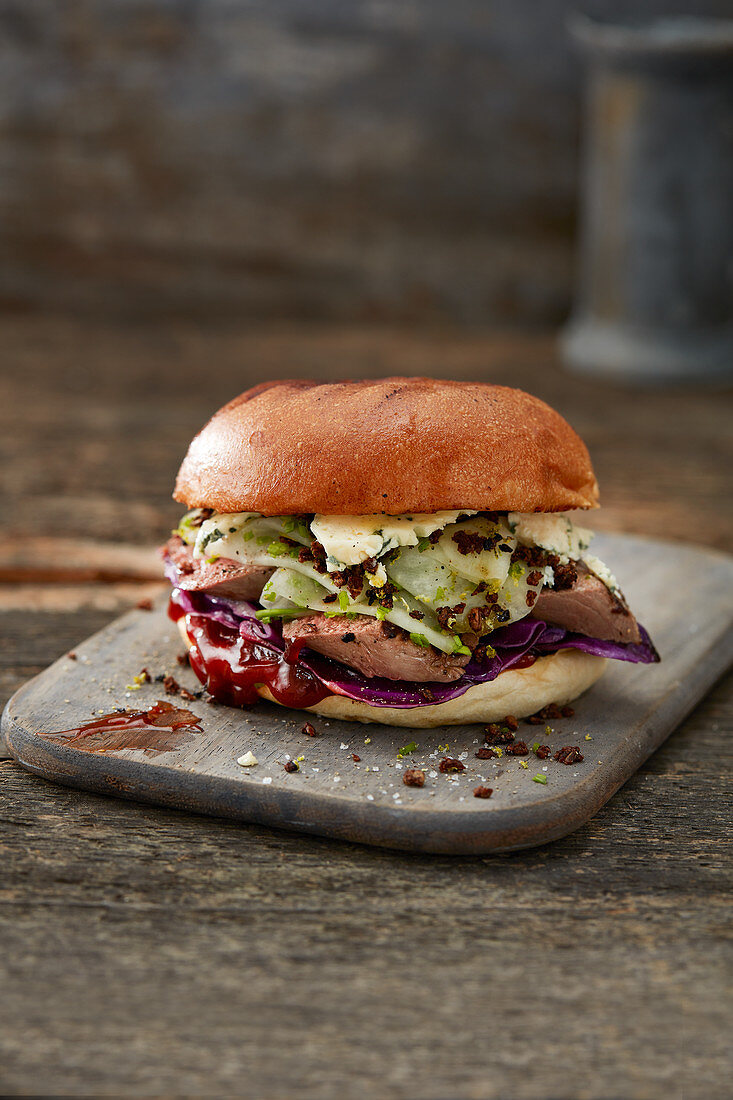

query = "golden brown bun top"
[[174, 378, 599, 515]]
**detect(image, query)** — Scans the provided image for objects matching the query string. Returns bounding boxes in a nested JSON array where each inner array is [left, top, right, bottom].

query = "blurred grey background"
[[2, 0, 730, 328]]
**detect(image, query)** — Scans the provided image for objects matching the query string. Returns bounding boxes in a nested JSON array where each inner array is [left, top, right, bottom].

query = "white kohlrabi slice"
[[431, 517, 516, 587], [262, 568, 333, 610], [385, 546, 473, 606], [507, 512, 593, 562], [263, 569, 461, 655], [494, 560, 546, 625]]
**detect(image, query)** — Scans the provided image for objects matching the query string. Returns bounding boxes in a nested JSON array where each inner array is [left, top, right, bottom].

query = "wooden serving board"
[[3, 534, 732, 854]]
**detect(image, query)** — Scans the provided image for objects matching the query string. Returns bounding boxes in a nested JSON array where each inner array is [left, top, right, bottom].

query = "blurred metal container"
[[562, 16, 733, 383]]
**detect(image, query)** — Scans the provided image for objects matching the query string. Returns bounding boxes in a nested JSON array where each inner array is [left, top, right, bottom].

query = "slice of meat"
[[531, 565, 642, 644], [282, 614, 469, 682], [163, 536, 273, 601]]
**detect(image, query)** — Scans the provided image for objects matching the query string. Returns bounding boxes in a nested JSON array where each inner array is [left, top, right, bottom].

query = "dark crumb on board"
[[176, 652, 190, 666], [505, 741, 529, 756], [534, 745, 552, 759], [178, 687, 197, 702], [555, 745, 584, 765], [526, 703, 575, 724], [352, 753, 361, 762], [284, 760, 299, 773], [403, 768, 426, 788], [163, 675, 180, 695], [473, 786, 493, 799], [302, 722, 318, 737], [438, 757, 466, 774], [475, 747, 496, 760], [67, 651, 77, 660], [483, 723, 515, 744], [138, 668, 151, 683], [136, 598, 153, 611]]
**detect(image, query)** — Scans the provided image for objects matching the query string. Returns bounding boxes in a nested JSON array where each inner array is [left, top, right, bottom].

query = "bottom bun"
[[177, 618, 605, 727], [258, 649, 606, 727]]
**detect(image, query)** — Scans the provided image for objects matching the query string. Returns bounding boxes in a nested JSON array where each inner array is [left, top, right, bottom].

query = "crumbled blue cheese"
[[582, 553, 619, 593], [311, 511, 477, 568], [193, 513, 260, 560], [507, 511, 593, 562]]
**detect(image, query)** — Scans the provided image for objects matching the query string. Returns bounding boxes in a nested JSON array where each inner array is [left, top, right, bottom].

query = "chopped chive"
[[533, 774, 548, 785], [254, 608, 304, 622]]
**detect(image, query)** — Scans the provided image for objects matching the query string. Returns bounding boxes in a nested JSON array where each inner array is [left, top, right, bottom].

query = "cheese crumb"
[[237, 751, 259, 767]]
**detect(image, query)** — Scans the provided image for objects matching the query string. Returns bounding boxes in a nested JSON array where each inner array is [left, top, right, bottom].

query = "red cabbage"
[[168, 580, 659, 710]]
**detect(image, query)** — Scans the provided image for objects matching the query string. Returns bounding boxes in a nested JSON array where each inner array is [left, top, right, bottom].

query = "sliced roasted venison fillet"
[[163, 536, 273, 601], [531, 565, 642, 644], [282, 614, 470, 682]]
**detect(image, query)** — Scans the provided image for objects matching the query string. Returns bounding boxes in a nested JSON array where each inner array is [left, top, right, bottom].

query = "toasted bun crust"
[[174, 378, 598, 515]]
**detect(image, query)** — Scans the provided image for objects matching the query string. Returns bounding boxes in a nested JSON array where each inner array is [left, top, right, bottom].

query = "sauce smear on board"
[[39, 700, 202, 755]]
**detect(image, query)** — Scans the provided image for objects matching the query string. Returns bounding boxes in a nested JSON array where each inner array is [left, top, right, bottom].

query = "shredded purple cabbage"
[[169, 581, 659, 710]]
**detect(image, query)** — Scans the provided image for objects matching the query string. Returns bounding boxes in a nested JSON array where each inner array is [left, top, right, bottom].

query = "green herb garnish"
[[266, 541, 299, 559], [338, 590, 350, 612], [533, 774, 548, 785], [409, 632, 430, 647], [397, 741, 418, 758], [255, 608, 305, 622]]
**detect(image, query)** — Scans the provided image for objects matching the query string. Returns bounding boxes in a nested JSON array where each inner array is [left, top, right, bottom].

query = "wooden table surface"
[[1, 316, 731, 1099]]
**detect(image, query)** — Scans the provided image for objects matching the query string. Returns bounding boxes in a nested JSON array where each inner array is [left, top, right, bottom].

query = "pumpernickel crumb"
[[505, 741, 529, 756], [526, 702, 574, 724], [403, 768, 426, 788], [438, 757, 466, 774], [534, 745, 551, 760], [555, 745, 584, 765], [301, 722, 318, 737], [136, 598, 153, 611], [484, 723, 515, 744], [162, 675, 180, 695], [284, 760, 299, 773], [475, 747, 496, 760], [473, 786, 493, 799]]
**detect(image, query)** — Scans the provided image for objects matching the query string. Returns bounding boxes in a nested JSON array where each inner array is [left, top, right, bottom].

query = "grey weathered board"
[[3, 534, 732, 854]]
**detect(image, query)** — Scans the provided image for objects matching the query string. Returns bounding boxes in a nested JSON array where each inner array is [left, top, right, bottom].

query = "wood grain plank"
[[0, 663, 730, 1098]]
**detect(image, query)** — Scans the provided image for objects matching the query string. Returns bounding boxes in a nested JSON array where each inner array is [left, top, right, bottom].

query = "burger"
[[163, 378, 658, 727]]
